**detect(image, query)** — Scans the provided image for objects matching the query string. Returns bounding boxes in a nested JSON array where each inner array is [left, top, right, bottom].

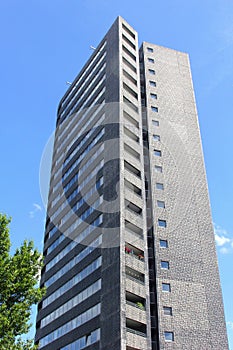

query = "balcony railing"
[[126, 327, 147, 338], [125, 227, 143, 239], [125, 248, 144, 262], [126, 274, 144, 285], [126, 300, 145, 311]]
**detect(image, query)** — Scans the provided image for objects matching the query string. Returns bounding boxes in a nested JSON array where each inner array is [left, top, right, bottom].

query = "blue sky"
[[0, 0, 232, 347]]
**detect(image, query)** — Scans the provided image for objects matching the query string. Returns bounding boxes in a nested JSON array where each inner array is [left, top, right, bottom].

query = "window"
[[161, 261, 169, 269], [150, 93, 157, 99], [148, 57, 155, 63], [122, 34, 136, 50], [158, 219, 166, 227], [152, 120, 159, 126], [122, 45, 137, 61], [154, 149, 161, 157], [151, 106, 158, 112], [153, 134, 160, 141], [163, 306, 172, 316], [160, 239, 168, 248], [122, 23, 136, 39], [156, 182, 164, 190], [164, 332, 174, 342], [157, 200, 165, 208], [162, 283, 171, 292], [147, 47, 154, 53], [149, 80, 156, 87], [149, 69, 155, 75], [155, 165, 162, 173]]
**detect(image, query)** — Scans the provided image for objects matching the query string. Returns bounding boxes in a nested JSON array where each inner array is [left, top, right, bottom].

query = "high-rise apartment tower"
[[35, 17, 229, 350]]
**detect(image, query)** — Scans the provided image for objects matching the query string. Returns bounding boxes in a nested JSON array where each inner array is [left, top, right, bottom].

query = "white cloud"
[[29, 203, 42, 219], [215, 234, 231, 247], [219, 247, 230, 254], [227, 321, 233, 330], [214, 223, 233, 254], [33, 203, 42, 211]]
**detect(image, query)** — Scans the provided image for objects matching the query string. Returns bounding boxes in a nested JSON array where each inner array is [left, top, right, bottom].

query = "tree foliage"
[[0, 214, 45, 350]]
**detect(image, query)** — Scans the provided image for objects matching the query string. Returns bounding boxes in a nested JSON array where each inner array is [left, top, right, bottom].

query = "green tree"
[[0, 214, 45, 350]]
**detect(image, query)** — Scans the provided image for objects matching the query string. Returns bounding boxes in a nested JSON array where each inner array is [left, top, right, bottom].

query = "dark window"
[[161, 261, 169, 269], [156, 182, 164, 190], [155, 165, 162, 173], [151, 106, 158, 112], [157, 200, 165, 208], [148, 57, 155, 63], [162, 283, 171, 292], [163, 306, 172, 315], [149, 81, 156, 87], [150, 93, 157, 99], [153, 134, 160, 141], [158, 219, 166, 227], [122, 23, 136, 39], [152, 120, 159, 126], [160, 239, 168, 248], [147, 47, 154, 53], [154, 149, 161, 157], [164, 332, 174, 341], [149, 69, 155, 75]]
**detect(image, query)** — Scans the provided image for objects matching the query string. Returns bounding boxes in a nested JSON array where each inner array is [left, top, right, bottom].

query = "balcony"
[[125, 244, 145, 273], [126, 302, 146, 324], [126, 319, 148, 349], [126, 266, 144, 285], [125, 200, 142, 216], [125, 277, 146, 298], [125, 229, 143, 251]]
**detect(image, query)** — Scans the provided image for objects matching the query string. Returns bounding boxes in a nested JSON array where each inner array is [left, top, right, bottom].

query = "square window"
[[154, 149, 161, 157], [158, 219, 166, 227], [149, 69, 155, 75], [157, 200, 165, 208], [163, 306, 172, 316], [147, 47, 154, 53], [149, 80, 156, 87], [155, 165, 162, 173], [160, 239, 168, 248], [152, 120, 159, 126], [162, 283, 171, 292], [156, 182, 164, 190], [153, 134, 160, 141], [148, 57, 155, 63], [150, 93, 157, 99], [161, 261, 169, 269], [164, 331, 174, 341], [151, 106, 158, 112]]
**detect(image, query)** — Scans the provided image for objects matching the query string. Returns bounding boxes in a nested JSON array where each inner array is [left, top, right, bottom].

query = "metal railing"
[[126, 327, 147, 338]]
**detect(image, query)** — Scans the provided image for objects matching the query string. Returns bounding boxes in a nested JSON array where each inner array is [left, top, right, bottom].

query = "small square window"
[[147, 47, 154, 53], [149, 69, 155, 75], [155, 165, 162, 173], [152, 120, 159, 126], [163, 306, 172, 316], [149, 80, 156, 87], [148, 57, 155, 63], [156, 182, 164, 190], [157, 200, 165, 208], [164, 331, 174, 342], [154, 149, 161, 157], [162, 283, 171, 292], [161, 261, 169, 269], [150, 93, 157, 99], [158, 219, 166, 227], [153, 134, 160, 141], [151, 106, 158, 112], [160, 239, 168, 248]]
